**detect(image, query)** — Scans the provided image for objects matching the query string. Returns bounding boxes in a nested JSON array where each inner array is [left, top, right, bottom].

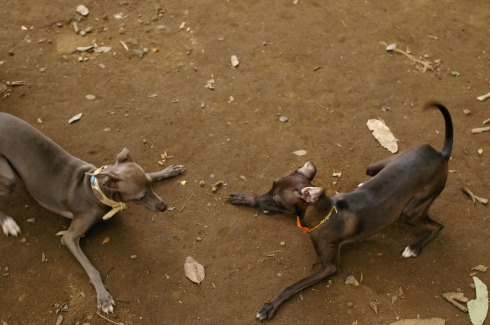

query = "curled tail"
[[425, 101, 453, 161]]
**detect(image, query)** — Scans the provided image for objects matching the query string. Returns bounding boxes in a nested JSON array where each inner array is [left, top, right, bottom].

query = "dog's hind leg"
[[400, 186, 444, 258], [366, 155, 398, 176], [0, 155, 20, 236]]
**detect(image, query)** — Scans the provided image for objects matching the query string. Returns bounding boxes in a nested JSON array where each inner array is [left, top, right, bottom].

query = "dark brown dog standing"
[[227, 102, 453, 320]]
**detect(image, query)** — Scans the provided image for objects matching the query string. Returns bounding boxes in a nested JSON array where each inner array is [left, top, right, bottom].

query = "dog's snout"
[[156, 201, 167, 212]]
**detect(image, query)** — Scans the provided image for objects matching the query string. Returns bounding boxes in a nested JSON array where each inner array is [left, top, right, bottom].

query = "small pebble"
[[85, 94, 96, 101], [463, 109, 471, 115], [76, 4, 89, 16], [478, 148, 483, 156], [279, 116, 289, 123], [130, 255, 137, 259], [280, 241, 286, 247], [347, 302, 354, 308], [199, 180, 205, 186], [196, 236, 202, 242], [231, 55, 239, 67], [133, 49, 145, 58]]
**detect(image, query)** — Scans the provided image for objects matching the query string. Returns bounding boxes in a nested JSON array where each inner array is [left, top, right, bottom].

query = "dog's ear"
[[116, 148, 133, 164], [297, 161, 317, 180], [300, 186, 324, 203], [95, 173, 122, 189]]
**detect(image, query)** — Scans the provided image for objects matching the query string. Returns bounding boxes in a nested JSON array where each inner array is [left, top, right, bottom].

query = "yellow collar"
[[89, 166, 127, 220], [296, 205, 337, 233]]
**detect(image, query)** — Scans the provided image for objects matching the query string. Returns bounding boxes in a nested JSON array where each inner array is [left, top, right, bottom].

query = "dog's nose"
[[156, 201, 167, 212]]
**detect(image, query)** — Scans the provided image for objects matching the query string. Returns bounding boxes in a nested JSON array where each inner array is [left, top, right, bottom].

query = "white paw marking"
[[402, 246, 417, 258], [102, 304, 114, 314], [2, 217, 21, 236]]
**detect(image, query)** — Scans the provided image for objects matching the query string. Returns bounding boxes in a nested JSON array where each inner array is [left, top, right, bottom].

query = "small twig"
[[476, 91, 490, 101], [483, 117, 490, 125], [472, 126, 490, 134], [380, 41, 434, 72], [442, 292, 468, 312], [381, 295, 401, 320], [96, 311, 124, 325], [461, 187, 489, 205], [304, 100, 327, 110], [263, 249, 282, 256]]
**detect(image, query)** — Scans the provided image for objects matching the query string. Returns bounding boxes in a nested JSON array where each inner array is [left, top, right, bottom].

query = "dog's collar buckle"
[[89, 166, 127, 221], [296, 205, 337, 233]]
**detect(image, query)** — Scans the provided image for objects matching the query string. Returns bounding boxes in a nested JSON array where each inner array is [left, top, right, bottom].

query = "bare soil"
[[1, 1, 489, 324]]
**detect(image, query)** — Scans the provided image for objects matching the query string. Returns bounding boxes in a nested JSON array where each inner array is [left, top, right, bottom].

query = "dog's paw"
[[227, 193, 253, 206], [256, 302, 276, 321], [98, 292, 116, 314], [1, 216, 21, 236], [402, 246, 419, 258], [164, 164, 186, 176]]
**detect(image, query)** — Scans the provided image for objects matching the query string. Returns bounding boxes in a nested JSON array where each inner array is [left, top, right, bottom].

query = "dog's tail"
[[425, 101, 453, 161]]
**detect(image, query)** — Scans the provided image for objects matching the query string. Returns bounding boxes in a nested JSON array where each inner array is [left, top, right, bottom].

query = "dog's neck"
[[298, 194, 336, 230], [89, 166, 127, 220]]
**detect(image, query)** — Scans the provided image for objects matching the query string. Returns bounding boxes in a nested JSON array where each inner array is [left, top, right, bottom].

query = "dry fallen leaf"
[[367, 118, 398, 153], [472, 265, 489, 273], [68, 113, 83, 124], [468, 277, 489, 325], [369, 300, 379, 315], [184, 256, 205, 284], [345, 275, 359, 286], [391, 295, 398, 305], [102, 237, 110, 245]]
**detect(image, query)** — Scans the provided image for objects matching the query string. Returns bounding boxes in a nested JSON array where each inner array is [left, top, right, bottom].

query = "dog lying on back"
[[228, 102, 453, 320], [0, 112, 185, 313]]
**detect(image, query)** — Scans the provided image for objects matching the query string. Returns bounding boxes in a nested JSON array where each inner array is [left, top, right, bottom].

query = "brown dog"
[[227, 102, 453, 320]]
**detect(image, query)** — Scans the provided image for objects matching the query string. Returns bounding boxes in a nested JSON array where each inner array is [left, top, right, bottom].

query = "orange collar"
[[296, 205, 337, 233]]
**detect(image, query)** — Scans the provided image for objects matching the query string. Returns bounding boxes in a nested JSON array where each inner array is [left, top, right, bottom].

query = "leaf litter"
[[184, 256, 205, 284], [366, 118, 398, 153], [468, 277, 488, 325]]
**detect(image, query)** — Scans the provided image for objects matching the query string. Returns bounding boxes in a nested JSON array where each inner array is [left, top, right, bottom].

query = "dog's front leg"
[[61, 214, 115, 313], [256, 262, 338, 320], [147, 165, 185, 182], [227, 193, 286, 214], [256, 242, 339, 320]]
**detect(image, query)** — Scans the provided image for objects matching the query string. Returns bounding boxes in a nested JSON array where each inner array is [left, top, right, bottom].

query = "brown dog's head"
[[261, 161, 319, 214]]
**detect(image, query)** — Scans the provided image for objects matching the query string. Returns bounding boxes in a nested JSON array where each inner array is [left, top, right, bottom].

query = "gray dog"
[[0, 112, 185, 313]]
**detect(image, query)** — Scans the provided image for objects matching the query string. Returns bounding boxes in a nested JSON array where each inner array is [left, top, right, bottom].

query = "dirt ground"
[[1, 1, 489, 324]]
